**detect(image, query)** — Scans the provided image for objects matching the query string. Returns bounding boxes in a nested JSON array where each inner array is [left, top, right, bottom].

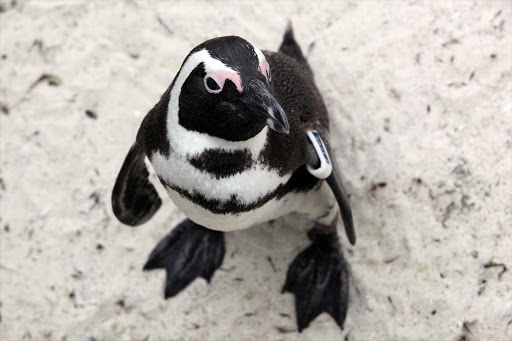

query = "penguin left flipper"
[[283, 228, 349, 332], [112, 142, 162, 226], [306, 130, 356, 245], [143, 219, 225, 298]]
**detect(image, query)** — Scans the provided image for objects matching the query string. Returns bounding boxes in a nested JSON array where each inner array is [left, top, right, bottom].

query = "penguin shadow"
[[221, 216, 309, 323], [225, 214, 309, 280]]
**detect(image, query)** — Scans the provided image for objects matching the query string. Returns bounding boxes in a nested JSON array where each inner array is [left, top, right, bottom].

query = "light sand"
[[1, 1, 511, 340]]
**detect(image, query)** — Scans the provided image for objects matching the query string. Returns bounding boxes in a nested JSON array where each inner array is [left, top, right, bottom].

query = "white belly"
[[165, 187, 298, 231], [165, 180, 336, 232], [150, 149, 300, 231]]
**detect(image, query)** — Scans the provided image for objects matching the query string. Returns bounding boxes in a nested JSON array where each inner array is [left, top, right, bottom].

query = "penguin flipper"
[[306, 130, 356, 245], [143, 219, 225, 298], [111, 142, 162, 226], [326, 153, 356, 245], [283, 228, 349, 332], [278, 21, 313, 74]]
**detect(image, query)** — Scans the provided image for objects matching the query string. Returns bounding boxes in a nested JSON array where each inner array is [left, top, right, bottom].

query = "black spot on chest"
[[187, 149, 253, 179]]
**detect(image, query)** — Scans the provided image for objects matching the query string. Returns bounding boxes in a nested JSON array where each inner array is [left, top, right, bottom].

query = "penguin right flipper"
[[305, 130, 356, 245], [112, 142, 162, 226], [143, 219, 225, 299], [326, 152, 356, 245], [278, 21, 313, 74]]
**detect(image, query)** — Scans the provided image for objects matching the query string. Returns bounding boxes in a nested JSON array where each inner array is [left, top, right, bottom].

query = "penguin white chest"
[[150, 146, 294, 231]]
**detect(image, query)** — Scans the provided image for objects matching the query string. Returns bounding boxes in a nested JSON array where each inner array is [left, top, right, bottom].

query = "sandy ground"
[[0, 1, 511, 340]]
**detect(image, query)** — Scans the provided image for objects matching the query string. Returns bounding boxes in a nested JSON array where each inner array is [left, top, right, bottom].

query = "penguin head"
[[169, 36, 289, 142]]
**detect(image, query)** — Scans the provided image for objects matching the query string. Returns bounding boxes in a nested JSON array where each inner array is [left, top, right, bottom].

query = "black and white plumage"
[[112, 24, 355, 332]]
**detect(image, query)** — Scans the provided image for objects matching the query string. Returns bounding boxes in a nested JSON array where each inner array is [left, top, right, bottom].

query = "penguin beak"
[[239, 79, 290, 134]]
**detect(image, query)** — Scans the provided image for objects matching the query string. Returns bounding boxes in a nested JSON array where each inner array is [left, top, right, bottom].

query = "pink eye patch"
[[259, 60, 270, 82], [204, 70, 243, 93]]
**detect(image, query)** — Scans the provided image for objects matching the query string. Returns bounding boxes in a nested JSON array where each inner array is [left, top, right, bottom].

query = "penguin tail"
[[282, 20, 295, 46], [279, 20, 313, 74]]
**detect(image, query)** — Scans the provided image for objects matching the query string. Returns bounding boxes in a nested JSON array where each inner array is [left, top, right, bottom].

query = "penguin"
[[112, 23, 356, 332]]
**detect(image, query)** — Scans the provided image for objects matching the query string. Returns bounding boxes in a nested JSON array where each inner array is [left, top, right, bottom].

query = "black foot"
[[282, 229, 349, 332], [143, 219, 225, 299]]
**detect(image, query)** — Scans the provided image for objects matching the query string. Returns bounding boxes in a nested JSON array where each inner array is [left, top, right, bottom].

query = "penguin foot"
[[143, 219, 225, 298], [282, 228, 349, 332]]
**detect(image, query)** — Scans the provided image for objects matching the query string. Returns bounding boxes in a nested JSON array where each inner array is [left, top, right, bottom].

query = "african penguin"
[[112, 23, 356, 332]]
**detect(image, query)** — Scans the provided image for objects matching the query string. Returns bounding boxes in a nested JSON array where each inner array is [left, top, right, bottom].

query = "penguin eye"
[[204, 75, 223, 94]]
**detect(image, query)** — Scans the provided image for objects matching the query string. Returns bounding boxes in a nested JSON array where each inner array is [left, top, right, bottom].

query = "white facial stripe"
[[254, 47, 266, 64], [254, 48, 270, 81], [167, 49, 267, 157], [151, 150, 291, 204]]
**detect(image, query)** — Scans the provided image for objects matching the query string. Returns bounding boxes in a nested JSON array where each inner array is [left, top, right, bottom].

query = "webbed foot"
[[143, 219, 225, 298], [282, 228, 349, 332]]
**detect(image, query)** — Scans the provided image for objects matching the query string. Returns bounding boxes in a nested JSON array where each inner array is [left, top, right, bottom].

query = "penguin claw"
[[143, 219, 225, 299], [282, 229, 349, 332]]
